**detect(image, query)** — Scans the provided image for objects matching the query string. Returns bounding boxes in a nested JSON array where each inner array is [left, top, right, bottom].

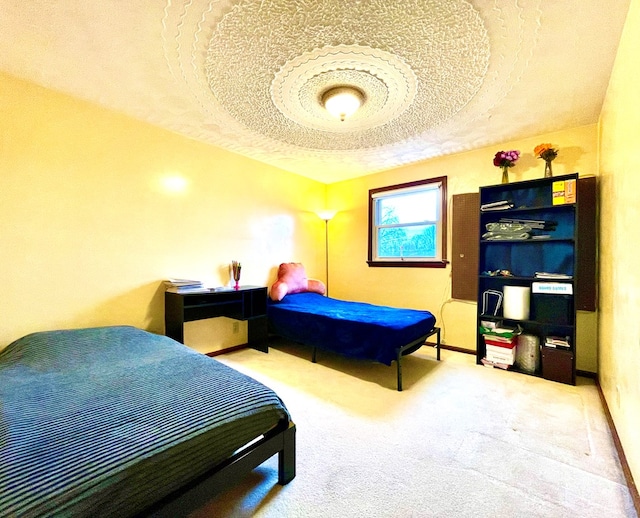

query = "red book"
[[484, 337, 516, 349]]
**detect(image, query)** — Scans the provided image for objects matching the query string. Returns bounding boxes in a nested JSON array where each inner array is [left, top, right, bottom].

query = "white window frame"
[[367, 176, 448, 268]]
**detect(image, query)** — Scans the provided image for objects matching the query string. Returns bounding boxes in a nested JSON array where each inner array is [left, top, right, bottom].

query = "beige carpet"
[[181, 339, 636, 517]]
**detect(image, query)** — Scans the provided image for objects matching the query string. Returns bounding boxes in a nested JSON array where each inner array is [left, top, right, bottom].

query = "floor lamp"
[[317, 210, 337, 296]]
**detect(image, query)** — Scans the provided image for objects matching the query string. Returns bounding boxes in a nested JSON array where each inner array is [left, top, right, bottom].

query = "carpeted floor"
[[177, 339, 637, 517]]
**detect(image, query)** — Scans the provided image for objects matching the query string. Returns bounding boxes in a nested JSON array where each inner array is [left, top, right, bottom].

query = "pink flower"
[[493, 150, 520, 168]]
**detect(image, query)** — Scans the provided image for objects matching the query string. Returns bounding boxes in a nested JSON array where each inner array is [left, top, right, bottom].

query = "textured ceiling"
[[0, 1, 631, 183]]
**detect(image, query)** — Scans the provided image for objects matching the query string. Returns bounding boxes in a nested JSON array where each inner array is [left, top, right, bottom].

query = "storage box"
[[541, 346, 574, 384], [486, 344, 516, 365], [532, 294, 573, 325]]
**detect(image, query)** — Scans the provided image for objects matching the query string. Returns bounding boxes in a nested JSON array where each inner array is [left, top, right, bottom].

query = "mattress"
[[0, 326, 289, 517], [267, 292, 436, 365]]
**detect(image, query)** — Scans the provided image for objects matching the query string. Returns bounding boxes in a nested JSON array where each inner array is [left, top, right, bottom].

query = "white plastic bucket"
[[503, 286, 530, 320]]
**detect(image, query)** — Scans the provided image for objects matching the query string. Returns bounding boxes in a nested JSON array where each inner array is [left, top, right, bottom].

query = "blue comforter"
[[0, 326, 289, 517], [267, 292, 436, 365]]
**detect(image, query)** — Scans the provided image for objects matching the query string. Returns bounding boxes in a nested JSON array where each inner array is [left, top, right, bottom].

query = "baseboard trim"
[[206, 344, 248, 357], [595, 378, 640, 515], [577, 369, 597, 379], [426, 342, 475, 355]]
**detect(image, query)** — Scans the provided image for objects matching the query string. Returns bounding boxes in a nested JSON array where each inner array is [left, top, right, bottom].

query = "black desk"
[[165, 286, 269, 353]]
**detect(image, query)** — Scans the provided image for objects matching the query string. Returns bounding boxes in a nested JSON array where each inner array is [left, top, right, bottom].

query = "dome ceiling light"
[[321, 86, 365, 122], [191, 0, 496, 176]]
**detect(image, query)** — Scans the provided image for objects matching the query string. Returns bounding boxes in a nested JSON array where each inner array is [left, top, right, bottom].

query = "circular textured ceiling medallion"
[[197, 0, 490, 152], [270, 45, 416, 133]]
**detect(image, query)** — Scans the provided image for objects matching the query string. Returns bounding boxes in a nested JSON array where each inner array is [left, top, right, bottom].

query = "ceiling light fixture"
[[321, 86, 365, 121]]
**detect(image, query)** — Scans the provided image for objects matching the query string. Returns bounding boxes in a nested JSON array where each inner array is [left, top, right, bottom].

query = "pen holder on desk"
[[231, 260, 242, 291]]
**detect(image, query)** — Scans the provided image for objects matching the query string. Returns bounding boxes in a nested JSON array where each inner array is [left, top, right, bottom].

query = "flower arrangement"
[[534, 143, 558, 177], [534, 143, 558, 162], [493, 150, 520, 183], [493, 150, 520, 168]]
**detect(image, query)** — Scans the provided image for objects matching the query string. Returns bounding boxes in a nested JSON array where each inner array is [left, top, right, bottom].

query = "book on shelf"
[[486, 345, 516, 364], [484, 336, 516, 348], [485, 354, 515, 366], [544, 336, 571, 348], [552, 179, 577, 205], [481, 358, 511, 370], [534, 272, 572, 280]]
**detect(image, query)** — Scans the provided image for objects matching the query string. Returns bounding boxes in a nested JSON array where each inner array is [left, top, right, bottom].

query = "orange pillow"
[[269, 262, 326, 301]]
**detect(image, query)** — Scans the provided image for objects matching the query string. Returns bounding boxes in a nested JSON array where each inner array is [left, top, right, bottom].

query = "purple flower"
[[493, 150, 520, 168]]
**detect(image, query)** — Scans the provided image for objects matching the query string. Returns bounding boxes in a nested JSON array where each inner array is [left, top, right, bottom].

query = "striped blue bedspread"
[[0, 326, 289, 517]]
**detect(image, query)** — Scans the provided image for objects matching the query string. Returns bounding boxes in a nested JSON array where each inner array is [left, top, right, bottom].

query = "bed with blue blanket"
[[0, 326, 295, 517], [267, 292, 440, 390]]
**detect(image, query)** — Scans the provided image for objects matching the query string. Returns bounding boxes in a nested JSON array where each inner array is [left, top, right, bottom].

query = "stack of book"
[[481, 325, 520, 369], [544, 336, 570, 348], [164, 278, 210, 293], [484, 335, 517, 367]]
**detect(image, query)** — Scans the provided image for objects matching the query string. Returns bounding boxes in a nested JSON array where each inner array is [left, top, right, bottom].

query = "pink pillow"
[[269, 262, 326, 301]]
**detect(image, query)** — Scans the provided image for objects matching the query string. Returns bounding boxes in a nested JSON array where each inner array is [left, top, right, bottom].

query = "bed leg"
[[312, 347, 317, 363], [278, 422, 296, 485], [396, 349, 403, 391]]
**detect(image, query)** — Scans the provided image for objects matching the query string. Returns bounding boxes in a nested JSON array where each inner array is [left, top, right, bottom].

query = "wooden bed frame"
[[140, 419, 296, 516], [309, 326, 441, 391]]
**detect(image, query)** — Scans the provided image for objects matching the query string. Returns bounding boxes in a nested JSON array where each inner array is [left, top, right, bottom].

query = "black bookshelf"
[[476, 173, 596, 385]]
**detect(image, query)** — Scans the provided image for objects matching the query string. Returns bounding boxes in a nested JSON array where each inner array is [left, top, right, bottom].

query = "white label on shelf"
[[532, 282, 573, 295]]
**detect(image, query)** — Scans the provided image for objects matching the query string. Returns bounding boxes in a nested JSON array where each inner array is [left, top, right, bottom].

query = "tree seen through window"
[[377, 206, 436, 258]]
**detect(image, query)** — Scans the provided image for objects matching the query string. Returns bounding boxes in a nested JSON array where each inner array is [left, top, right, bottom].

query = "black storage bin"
[[532, 294, 574, 325], [542, 346, 575, 385]]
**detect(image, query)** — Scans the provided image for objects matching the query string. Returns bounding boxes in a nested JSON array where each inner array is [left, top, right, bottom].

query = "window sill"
[[366, 260, 448, 268]]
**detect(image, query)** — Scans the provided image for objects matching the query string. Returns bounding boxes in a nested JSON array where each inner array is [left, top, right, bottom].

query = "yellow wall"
[[598, 0, 640, 486], [0, 71, 603, 372], [327, 125, 599, 372], [0, 72, 327, 353]]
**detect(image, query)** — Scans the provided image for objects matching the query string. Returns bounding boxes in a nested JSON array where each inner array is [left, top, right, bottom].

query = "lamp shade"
[[321, 87, 364, 121], [317, 210, 337, 221]]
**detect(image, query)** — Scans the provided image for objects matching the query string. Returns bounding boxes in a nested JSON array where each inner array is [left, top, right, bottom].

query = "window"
[[368, 176, 447, 268]]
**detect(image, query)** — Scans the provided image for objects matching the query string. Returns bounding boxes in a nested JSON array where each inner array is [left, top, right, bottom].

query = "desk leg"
[[248, 316, 268, 353], [164, 294, 185, 344], [165, 319, 185, 344]]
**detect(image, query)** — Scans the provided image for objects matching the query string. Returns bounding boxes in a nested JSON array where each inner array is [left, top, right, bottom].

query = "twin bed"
[[1, 287, 438, 514], [0, 326, 295, 517], [267, 292, 440, 391]]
